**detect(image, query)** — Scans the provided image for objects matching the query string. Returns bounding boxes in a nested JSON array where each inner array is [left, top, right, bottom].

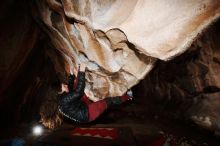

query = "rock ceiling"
[[34, 0, 220, 100]]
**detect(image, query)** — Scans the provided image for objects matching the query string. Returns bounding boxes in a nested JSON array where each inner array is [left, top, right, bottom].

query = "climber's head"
[[40, 86, 63, 129]]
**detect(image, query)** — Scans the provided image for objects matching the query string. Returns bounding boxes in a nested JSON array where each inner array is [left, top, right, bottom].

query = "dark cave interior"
[[0, 0, 220, 146]]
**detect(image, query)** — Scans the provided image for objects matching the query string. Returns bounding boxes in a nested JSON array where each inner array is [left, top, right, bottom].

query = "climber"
[[56, 63, 133, 123]]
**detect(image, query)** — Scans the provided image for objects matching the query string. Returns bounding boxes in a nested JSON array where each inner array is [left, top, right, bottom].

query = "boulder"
[[33, 0, 220, 100]]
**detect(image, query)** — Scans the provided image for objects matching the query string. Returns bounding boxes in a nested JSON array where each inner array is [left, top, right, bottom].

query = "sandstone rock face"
[[33, 0, 220, 100], [134, 24, 220, 136]]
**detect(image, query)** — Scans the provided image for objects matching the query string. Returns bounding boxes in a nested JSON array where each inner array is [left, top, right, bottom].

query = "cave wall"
[[0, 0, 48, 136], [134, 21, 220, 136], [0, 0, 220, 137], [33, 0, 220, 100], [0, 0, 39, 93], [0, 0, 75, 135]]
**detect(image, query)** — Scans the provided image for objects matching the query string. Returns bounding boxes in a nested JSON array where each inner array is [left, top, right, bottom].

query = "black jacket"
[[57, 71, 89, 123]]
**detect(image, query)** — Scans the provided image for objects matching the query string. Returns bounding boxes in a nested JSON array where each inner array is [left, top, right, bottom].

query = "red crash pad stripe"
[[72, 128, 118, 139]]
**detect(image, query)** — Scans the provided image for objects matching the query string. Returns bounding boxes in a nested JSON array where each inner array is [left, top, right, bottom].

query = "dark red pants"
[[81, 94, 130, 122]]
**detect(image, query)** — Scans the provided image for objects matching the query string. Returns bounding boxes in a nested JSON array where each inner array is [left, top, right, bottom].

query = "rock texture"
[[33, 0, 220, 100], [0, 0, 220, 135], [134, 23, 220, 136]]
